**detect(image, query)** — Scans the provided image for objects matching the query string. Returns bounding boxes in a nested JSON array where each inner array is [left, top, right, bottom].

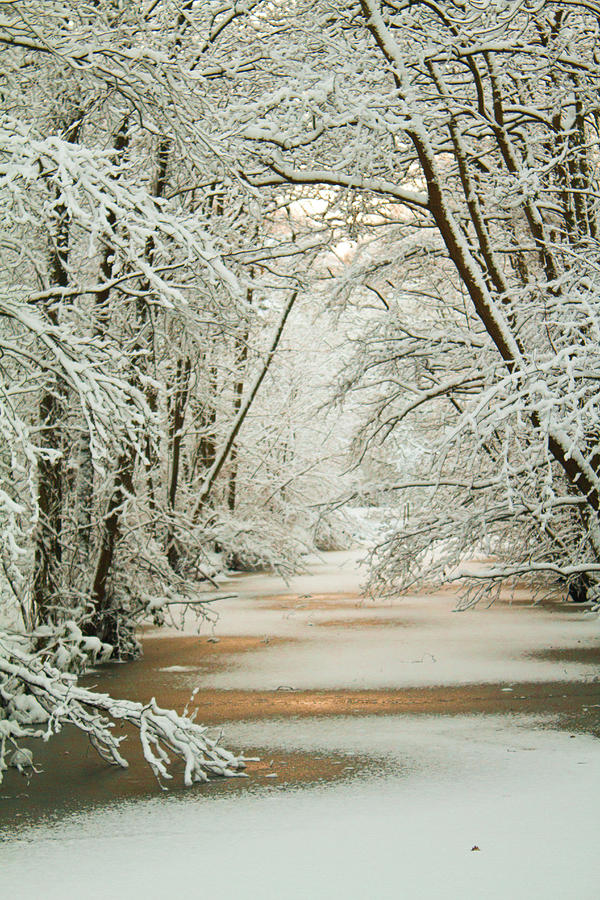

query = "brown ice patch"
[[259, 584, 569, 613], [230, 750, 382, 790], [89, 633, 291, 703], [315, 617, 413, 629], [528, 646, 600, 666], [141, 633, 287, 670], [260, 593, 366, 611], [191, 682, 600, 735], [0, 726, 378, 829]]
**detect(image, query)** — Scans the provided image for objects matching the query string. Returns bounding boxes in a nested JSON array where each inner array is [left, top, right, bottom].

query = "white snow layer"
[[1, 718, 599, 900]]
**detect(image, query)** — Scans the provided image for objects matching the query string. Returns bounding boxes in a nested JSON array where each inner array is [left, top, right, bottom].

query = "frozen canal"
[[1, 551, 600, 899]]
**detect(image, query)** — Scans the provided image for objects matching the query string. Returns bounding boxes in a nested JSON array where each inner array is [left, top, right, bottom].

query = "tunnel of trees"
[[1, 0, 599, 784]]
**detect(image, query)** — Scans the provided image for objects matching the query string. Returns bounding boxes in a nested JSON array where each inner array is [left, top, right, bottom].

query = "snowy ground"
[[1, 551, 600, 899]]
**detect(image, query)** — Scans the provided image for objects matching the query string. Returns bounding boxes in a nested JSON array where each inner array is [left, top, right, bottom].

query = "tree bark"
[[76, 119, 130, 562], [32, 179, 71, 624], [228, 286, 251, 512], [87, 451, 135, 646], [166, 356, 191, 569]]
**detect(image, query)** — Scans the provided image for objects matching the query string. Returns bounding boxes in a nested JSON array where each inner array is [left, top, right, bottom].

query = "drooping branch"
[[0, 635, 247, 787]]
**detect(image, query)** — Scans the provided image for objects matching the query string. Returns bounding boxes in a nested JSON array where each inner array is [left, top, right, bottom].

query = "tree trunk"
[[32, 181, 70, 625], [228, 291, 251, 512], [87, 451, 135, 647], [166, 356, 191, 570], [85, 135, 171, 646], [32, 384, 64, 624], [76, 119, 130, 563]]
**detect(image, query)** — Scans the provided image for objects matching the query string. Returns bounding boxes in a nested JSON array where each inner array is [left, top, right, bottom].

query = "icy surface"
[[2, 551, 599, 898], [2, 718, 600, 899], [152, 551, 600, 690]]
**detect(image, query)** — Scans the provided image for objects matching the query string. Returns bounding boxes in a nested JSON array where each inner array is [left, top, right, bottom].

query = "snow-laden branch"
[[0, 633, 248, 787], [252, 154, 429, 210], [0, 125, 242, 303], [450, 563, 600, 583]]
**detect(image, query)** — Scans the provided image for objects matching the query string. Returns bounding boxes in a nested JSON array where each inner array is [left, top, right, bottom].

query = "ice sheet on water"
[[2, 718, 599, 900]]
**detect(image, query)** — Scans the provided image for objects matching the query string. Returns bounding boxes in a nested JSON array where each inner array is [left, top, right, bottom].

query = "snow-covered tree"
[[0, 0, 315, 782], [211, 0, 600, 600]]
